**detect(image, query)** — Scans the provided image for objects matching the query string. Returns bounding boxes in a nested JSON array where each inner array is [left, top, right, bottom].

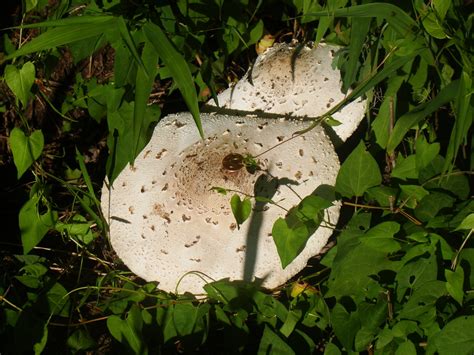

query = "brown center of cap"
[[222, 153, 244, 172]]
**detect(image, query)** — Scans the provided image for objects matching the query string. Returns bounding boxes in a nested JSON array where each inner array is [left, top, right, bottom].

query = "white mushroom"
[[101, 113, 340, 294], [208, 43, 366, 142]]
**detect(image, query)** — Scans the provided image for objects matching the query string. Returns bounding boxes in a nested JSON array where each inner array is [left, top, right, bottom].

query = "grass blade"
[[443, 71, 473, 172], [387, 80, 460, 152], [132, 40, 158, 163], [342, 17, 371, 92], [5, 17, 118, 60], [304, 3, 418, 36], [143, 22, 203, 138]]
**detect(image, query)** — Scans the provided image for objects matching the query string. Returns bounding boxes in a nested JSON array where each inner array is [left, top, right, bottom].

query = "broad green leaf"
[[395, 340, 417, 355], [25, 0, 39, 12], [387, 80, 460, 152], [399, 185, 429, 209], [392, 155, 418, 180], [258, 325, 295, 355], [327, 221, 399, 298], [280, 308, 302, 337], [272, 218, 309, 268], [230, 194, 252, 227], [355, 326, 375, 352], [433, 0, 451, 20], [67, 329, 97, 351], [432, 316, 474, 355], [336, 141, 382, 197], [365, 186, 398, 207], [445, 267, 464, 304], [9, 128, 44, 178], [396, 246, 438, 301], [272, 195, 331, 268], [248, 19, 264, 46], [360, 222, 400, 253], [173, 303, 199, 336], [414, 191, 455, 222], [324, 342, 342, 355], [399, 280, 446, 321], [4, 62, 36, 107], [415, 136, 440, 172], [46, 282, 70, 317], [422, 11, 447, 39], [106, 305, 147, 354], [331, 303, 360, 350], [19, 193, 57, 254], [456, 213, 474, 230], [143, 22, 202, 138], [5, 16, 118, 60]]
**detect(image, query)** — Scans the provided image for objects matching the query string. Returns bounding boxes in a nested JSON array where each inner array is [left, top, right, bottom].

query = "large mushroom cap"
[[209, 43, 366, 142], [101, 113, 340, 294]]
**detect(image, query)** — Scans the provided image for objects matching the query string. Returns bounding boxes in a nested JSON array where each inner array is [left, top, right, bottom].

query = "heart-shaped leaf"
[[20, 194, 57, 254], [336, 141, 382, 197], [4, 62, 36, 107], [230, 194, 252, 228], [9, 127, 44, 178]]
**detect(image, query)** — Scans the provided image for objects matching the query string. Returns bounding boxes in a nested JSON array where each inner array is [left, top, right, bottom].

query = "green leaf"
[[327, 221, 399, 298], [272, 196, 331, 268], [331, 303, 360, 350], [248, 19, 264, 46], [399, 280, 446, 321], [392, 155, 418, 180], [106, 101, 160, 184], [336, 141, 382, 197], [106, 304, 147, 354], [132, 39, 159, 163], [422, 11, 447, 39], [19, 193, 57, 254], [67, 329, 97, 351], [258, 325, 295, 355], [5, 16, 118, 60], [9, 128, 44, 178], [432, 316, 474, 355], [342, 17, 371, 92], [433, 0, 451, 20], [415, 135, 440, 172], [372, 74, 406, 148], [303, 3, 418, 36], [324, 342, 342, 355], [456, 213, 474, 230], [143, 22, 202, 138], [414, 191, 455, 222], [46, 282, 70, 317], [445, 267, 464, 304], [230, 194, 252, 227], [399, 185, 429, 209], [444, 71, 473, 172], [280, 308, 302, 337], [173, 302, 210, 342], [4, 62, 36, 107], [387, 80, 460, 152], [395, 340, 417, 355], [360, 222, 401, 253]]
